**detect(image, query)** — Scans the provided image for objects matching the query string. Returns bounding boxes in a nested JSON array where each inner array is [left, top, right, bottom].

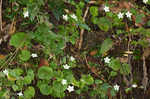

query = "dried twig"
[[0, 0, 2, 32], [142, 55, 148, 91], [128, 34, 133, 83], [78, 6, 89, 50], [88, 1, 97, 4]]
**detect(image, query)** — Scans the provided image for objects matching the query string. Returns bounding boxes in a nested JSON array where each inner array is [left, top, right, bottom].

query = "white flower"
[[63, 14, 68, 21], [103, 6, 110, 12], [63, 64, 70, 69], [31, 53, 38, 58], [61, 79, 67, 85], [3, 69, 8, 76], [114, 84, 120, 91], [125, 11, 132, 19], [104, 57, 111, 64], [70, 14, 77, 21], [23, 10, 29, 18], [118, 12, 124, 19], [143, 0, 148, 4], [132, 84, 137, 88], [70, 56, 75, 61], [17, 92, 23, 96], [67, 85, 74, 92]]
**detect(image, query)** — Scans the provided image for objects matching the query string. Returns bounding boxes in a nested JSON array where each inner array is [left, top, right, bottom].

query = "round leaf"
[[98, 17, 112, 32], [51, 81, 66, 98], [19, 50, 31, 61], [9, 32, 27, 48], [24, 86, 35, 99], [39, 84, 52, 95], [38, 66, 53, 80], [109, 59, 121, 71]]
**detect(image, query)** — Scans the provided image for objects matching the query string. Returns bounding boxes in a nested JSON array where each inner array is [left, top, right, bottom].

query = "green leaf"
[[110, 88, 116, 96], [110, 71, 117, 77], [63, 70, 74, 83], [98, 17, 111, 32], [27, 69, 34, 80], [100, 83, 111, 92], [79, 1, 85, 8], [0, 89, 9, 99], [120, 63, 131, 75], [80, 74, 94, 85], [48, 1, 65, 20], [51, 81, 66, 98], [16, 80, 24, 89], [19, 50, 31, 61], [78, 23, 90, 31], [95, 79, 103, 84], [100, 38, 113, 55], [39, 84, 52, 95], [24, 76, 32, 85], [91, 16, 99, 24], [130, 8, 137, 15], [147, 20, 150, 26], [9, 32, 27, 48], [135, 14, 145, 24], [75, 89, 81, 94], [53, 70, 63, 79], [9, 68, 23, 78], [38, 66, 53, 80], [34, 24, 64, 55], [12, 85, 19, 91], [90, 6, 98, 16], [109, 58, 121, 71], [24, 86, 35, 99]]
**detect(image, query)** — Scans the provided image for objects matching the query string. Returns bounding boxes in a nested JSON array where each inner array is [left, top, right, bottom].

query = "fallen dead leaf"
[[90, 50, 98, 56], [0, 54, 6, 59], [39, 58, 49, 68]]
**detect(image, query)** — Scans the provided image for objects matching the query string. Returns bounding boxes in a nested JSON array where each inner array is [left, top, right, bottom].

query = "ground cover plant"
[[0, 0, 150, 99]]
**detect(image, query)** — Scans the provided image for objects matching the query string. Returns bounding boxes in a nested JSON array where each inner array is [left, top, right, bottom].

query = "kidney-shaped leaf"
[[24, 86, 35, 99], [109, 58, 121, 71], [38, 66, 53, 80], [98, 17, 112, 32], [9, 32, 27, 48], [19, 50, 31, 61], [39, 84, 52, 95]]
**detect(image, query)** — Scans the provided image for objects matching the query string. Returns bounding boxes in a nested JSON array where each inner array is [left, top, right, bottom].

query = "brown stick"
[[0, 0, 2, 32], [78, 6, 89, 50], [128, 34, 133, 84], [142, 55, 148, 91]]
